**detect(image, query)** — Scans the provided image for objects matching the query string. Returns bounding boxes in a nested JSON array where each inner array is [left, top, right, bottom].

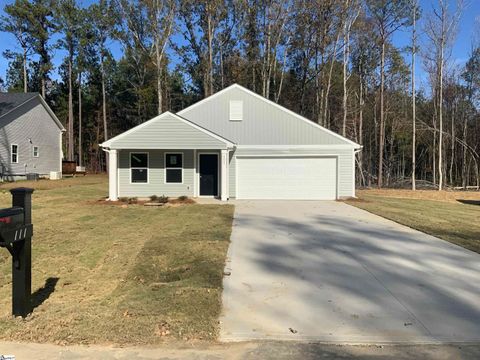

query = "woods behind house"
[[1, 0, 479, 189]]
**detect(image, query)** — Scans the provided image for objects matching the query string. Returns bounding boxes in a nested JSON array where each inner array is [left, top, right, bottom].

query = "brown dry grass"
[[0, 174, 107, 191], [348, 189, 480, 253], [357, 188, 480, 204], [0, 177, 234, 345]]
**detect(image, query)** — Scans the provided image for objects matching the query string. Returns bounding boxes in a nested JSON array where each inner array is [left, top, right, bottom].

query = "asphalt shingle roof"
[[0, 92, 38, 118]]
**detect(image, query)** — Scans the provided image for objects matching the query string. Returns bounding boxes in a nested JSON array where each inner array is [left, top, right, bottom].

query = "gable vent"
[[229, 100, 243, 121]]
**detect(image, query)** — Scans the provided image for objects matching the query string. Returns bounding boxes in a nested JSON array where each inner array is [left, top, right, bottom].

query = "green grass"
[[0, 176, 234, 345], [347, 195, 480, 254]]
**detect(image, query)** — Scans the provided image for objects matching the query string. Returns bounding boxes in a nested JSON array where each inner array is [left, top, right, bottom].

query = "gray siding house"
[[0, 93, 65, 181], [101, 84, 361, 201]]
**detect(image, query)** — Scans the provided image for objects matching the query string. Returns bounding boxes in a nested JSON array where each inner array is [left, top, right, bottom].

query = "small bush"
[[150, 195, 158, 202], [178, 195, 188, 201], [119, 197, 128, 203], [128, 197, 138, 204], [158, 195, 169, 204]]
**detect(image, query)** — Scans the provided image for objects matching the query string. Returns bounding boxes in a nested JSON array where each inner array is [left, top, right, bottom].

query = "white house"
[[100, 84, 361, 201]]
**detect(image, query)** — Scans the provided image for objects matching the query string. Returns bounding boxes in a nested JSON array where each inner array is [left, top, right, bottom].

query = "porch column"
[[108, 149, 118, 201], [221, 149, 229, 201]]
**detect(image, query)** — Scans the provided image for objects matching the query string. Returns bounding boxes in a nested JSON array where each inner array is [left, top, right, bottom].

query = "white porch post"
[[108, 149, 118, 201], [221, 149, 229, 201]]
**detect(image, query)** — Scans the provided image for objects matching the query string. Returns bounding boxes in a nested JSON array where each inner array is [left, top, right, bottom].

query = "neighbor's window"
[[11, 144, 18, 163], [33, 146, 39, 157], [130, 153, 148, 183], [165, 153, 183, 183]]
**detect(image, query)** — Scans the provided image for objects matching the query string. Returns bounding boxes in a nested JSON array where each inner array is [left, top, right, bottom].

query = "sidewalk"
[[1, 341, 480, 360]]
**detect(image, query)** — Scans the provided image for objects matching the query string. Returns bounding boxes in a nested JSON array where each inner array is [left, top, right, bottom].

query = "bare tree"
[[366, 0, 412, 188], [425, 0, 463, 190], [411, 0, 417, 190], [117, 0, 175, 114], [341, 0, 360, 137]]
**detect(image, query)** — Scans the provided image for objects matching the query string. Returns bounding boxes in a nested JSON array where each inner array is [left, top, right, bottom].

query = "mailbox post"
[[0, 188, 34, 317]]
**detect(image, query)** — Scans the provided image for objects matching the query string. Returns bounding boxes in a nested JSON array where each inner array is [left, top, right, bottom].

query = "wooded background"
[[1, 0, 479, 189]]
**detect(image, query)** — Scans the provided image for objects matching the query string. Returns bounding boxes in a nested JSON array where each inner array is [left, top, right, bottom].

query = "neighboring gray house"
[[101, 84, 361, 201], [0, 92, 65, 181]]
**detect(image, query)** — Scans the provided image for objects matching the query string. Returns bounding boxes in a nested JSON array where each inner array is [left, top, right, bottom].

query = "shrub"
[[178, 195, 188, 201], [158, 195, 169, 204], [150, 195, 158, 202], [118, 197, 128, 203], [128, 197, 138, 204]]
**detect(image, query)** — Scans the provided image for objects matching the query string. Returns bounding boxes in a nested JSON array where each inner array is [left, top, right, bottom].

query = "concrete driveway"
[[220, 201, 480, 343]]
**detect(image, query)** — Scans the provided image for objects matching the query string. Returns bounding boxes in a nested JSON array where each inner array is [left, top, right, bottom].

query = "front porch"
[[106, 148, 232, 201]]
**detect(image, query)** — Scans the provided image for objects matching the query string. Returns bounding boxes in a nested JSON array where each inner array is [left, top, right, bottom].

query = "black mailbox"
[[0, 207, 32, 246], [0, 188, 34, 318]]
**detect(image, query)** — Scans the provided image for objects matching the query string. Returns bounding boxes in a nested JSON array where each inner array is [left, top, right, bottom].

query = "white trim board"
[[236, 145, 355, 150], [178, 84, 361, 149]]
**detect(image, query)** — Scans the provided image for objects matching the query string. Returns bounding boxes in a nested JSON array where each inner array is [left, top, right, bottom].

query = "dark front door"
[[199, 154, 218, 196]]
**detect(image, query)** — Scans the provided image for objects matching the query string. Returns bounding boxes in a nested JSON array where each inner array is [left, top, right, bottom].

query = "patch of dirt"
[[357, 188, 480, 203], [168, 198, 196, 205]]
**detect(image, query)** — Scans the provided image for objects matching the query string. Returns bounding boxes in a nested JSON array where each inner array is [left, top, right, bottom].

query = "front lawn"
[[347, 189, 480, 254], [0, 176, 234, 345]]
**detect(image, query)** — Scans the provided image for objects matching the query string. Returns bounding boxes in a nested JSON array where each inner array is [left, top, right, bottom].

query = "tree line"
[[1, 0, 479, 189]]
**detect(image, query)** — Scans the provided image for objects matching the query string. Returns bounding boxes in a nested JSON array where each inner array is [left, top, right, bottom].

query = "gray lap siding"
[[118, 149, 195, 198], [0, 99, 62, 179]]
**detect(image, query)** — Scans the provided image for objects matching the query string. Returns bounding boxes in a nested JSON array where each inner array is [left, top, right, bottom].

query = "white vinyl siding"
[[118, 149, 194, 197], [0, 98, 62, 178], [179, 86, 355, 146], [236, 156, 337, 200], [106, 113, 229, 149]]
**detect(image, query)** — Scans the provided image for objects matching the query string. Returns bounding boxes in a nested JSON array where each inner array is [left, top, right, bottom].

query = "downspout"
[[354, 146, 363, 197]]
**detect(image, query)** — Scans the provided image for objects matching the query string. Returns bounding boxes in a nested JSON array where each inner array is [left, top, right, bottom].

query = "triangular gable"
[[178, 84, 361, 148], [101, 111, 235, 149]]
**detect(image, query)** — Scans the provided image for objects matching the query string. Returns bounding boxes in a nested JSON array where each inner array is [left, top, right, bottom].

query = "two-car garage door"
[[236, 156, 337, 200]]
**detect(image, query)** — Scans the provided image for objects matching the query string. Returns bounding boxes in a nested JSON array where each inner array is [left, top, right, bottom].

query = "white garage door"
[[236, 156, 337, 200]]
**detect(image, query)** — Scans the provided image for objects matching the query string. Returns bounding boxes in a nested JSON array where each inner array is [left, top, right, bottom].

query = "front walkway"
[[221, 201, 480, 343]]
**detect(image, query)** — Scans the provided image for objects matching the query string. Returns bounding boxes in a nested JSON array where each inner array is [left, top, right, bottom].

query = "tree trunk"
[[67, 55, 74, 162], [207, 3, 214, 96], [78, 71, 82, 167], [323, 31, 340, 128], [438, 36, 444, 190], [155, 34, 163, 114], [23, 48, 27, 93], [412, 1, 416, 191], [101, 56, 109, 174], [378, 39, 385, 188], [342, 23, 348, 137]]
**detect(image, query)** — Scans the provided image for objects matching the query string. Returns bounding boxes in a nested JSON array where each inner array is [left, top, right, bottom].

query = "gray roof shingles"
[[0, 92, 38, 118]]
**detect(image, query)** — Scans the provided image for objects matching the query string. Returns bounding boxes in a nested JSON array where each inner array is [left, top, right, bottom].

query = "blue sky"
[[0, 0, 478, 90]]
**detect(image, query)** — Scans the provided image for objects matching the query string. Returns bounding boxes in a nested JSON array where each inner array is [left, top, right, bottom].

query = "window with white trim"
[[11, 144, 18, 163], [229, 100, 243, 121], [130, 153, 148, 183], [33, 146, 39, 157], [165, 153, 183, 183]]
